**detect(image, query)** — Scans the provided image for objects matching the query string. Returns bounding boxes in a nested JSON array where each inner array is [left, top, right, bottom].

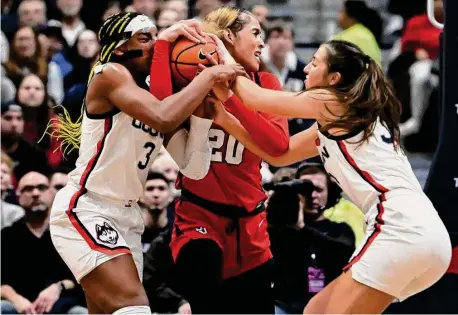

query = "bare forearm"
[[1, 285, 20, 302], [233, 77, 321, 119], [221, 116, 319, 166], [157, 72, 216, 132]]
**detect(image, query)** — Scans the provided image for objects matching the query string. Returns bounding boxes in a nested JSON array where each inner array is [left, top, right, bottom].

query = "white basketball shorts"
[[344, 190, 452, 302], [50, 184, 145, 283]]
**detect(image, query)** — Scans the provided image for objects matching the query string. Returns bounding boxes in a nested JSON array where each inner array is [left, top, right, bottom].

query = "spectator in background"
[[261, 21, 315, 142], [295, 163, 364, 247], [1, 152, 24, 229], [1, 70, 16, 104], [1, 171, 87, 314], [157, 9, 180, 34], [15, 74, 64, 169], [49, 168, 69, 202], [1, 30, 9, 63], [4, 25, 64, 104], [163, 0, 189, 21], [17, 0, 47, 28], [143, 228, 191, 314], [262, 21, 306, 93], [63, 29, 100, 120], [398, 0, 442, 137], [56, 0, 85, 47], [193, 0, 223, 21], [132, 0, 158, 21], [268, 164, 355, 314], [1, 102, 51, 180], [140, 172, 173, 252], [38, 20, 73, 79], [334, 0, 382, 65], [250, 4, 269, 36], [102, 1, 122, 22], [151, 153, 179, 185]]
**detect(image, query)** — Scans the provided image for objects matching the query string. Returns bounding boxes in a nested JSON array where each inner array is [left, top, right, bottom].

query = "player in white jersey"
[[208, 39, 452, 313], [49, 12, 245, 315]]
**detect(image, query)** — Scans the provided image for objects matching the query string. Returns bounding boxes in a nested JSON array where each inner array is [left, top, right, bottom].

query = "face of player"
[[143, 179, 171, 209], [303, 45, 340, 89], [122, 28, 157, 76], [229, 14, 264, 73], [17, 74, 46, 108], [299, 173, 329, 213]]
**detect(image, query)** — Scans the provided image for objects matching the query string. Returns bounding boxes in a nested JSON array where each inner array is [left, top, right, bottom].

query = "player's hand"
[[32, 283, 61, 314], [178, 302, 192, 314], [157, 19, 206, 44], [193, 96, 216, 119], [206, 33, 236, 65], [11, 295, 37, 314], [199, 63, 247, 86]]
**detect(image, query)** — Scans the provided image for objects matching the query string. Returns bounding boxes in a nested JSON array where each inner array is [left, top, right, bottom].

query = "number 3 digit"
[[138, 142, 156, 169]]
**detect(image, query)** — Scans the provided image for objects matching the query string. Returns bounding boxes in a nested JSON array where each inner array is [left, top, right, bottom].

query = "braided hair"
[[43, 12, 140, 155]]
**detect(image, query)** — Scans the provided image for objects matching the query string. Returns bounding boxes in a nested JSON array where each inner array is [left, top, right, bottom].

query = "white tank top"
[[316, 119, 423, 213], [68, 64, 164, 201]]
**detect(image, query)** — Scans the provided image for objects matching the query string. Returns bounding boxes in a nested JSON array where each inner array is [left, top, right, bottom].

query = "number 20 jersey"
[[68, 109, 164, 201], [316, 118, 423, 214]]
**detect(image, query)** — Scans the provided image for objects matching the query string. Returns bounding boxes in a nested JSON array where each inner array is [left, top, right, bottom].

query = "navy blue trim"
[[85, 106, 120, 120]]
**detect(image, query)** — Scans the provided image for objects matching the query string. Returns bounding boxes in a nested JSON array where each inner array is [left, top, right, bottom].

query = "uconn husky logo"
[[96, 222, 119, 245]]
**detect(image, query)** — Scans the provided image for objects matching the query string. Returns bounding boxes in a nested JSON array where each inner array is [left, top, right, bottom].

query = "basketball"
[[170, 34, 220, 87]]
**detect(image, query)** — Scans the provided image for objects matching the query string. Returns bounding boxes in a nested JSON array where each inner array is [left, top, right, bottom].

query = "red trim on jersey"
[[337, 141, 389, 193], [344, 194, 386, 271], [66, 117, 131, 255]]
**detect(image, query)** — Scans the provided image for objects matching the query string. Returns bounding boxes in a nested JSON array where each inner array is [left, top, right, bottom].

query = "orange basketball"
[[170, 34, 219, 88]]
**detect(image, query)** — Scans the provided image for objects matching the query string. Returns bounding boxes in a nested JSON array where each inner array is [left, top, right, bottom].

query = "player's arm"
[[232, 77, 337, 119], [100, 63, 243, 133], [220, 73, 289, 157], [148, 42, 213, 179], [215, 103, 319, 166], [210, 35, 335, 120], [164, 114, 213, 180]]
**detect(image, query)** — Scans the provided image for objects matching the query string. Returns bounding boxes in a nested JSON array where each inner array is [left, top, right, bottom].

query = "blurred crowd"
[[1, 0, 444, 314]]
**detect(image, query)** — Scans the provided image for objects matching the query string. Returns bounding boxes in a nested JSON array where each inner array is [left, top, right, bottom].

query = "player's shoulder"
[[98, 63, 133, 80], [257, 71, 279, 81], [256, 71, 282, 89]]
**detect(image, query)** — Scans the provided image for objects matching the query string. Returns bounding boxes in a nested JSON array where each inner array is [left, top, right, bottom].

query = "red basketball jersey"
[[177, 72, 289, 210]]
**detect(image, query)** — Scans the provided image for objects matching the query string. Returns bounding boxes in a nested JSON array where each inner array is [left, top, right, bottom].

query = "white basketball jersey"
[[316, 119, 423, 213], [68, 64, 164, 201]]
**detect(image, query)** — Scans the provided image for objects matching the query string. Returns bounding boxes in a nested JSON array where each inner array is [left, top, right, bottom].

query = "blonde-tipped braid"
[[44, 12, 139, 155]]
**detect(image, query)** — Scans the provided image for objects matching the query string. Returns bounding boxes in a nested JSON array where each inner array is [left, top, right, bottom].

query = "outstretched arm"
[[214, 103, 319, 166], [98, 62, 243, 133], [232, 77, 335, 120], [222, 73, 289, 157]]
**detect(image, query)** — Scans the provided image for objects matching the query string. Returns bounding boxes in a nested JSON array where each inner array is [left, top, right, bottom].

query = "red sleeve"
[[149, 39, 173, 100], [223, 72, 289, 157]]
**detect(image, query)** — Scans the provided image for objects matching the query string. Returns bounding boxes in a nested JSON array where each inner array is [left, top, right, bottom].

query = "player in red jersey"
[[149, 7, 289, 314]]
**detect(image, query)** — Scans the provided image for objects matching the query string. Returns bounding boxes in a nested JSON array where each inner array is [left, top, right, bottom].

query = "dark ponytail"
[[319, 40, 401, 150]]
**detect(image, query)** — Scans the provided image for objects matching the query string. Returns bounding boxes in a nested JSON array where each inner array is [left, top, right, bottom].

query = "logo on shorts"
[[196, 227, 208, 234], [95, 222, 119, 245]]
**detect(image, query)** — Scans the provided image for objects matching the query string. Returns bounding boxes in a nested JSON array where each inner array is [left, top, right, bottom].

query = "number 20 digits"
[[208, 129, 244, 165]]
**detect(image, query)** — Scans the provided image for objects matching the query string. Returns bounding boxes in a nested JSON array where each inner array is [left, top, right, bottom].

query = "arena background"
[[1, 0, 457, 313]]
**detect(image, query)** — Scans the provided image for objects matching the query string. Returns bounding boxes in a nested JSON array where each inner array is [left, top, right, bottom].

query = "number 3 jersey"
[[316, 118, 423, 213], [68, 107, 163, 202]]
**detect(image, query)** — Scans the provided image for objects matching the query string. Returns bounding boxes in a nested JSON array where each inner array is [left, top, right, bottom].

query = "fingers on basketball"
[[170, 35, 220, 87]]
